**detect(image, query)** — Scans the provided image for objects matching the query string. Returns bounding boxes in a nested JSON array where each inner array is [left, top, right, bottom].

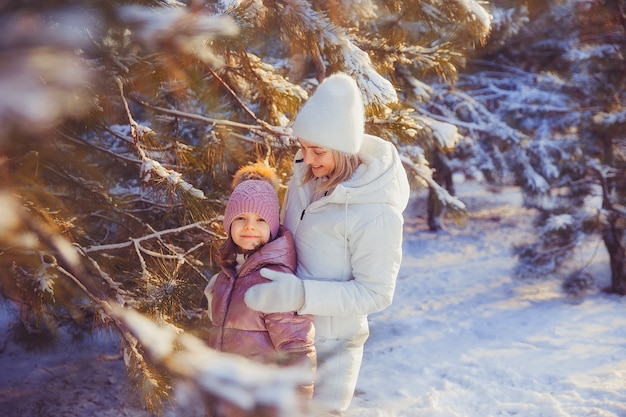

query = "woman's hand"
[[244, 268, 305, 313]]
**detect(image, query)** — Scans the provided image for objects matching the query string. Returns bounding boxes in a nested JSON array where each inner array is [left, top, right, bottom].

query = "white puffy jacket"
[[282, 134, 410, 411]]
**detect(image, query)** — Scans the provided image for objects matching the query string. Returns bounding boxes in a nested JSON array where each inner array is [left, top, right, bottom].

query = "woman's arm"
[[246, 210, 404, 317], [299, 211, 404, 316]]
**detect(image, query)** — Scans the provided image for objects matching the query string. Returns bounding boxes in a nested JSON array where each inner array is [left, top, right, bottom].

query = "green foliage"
[[0, 0, 492, 412], [471, 0, 626, 292]]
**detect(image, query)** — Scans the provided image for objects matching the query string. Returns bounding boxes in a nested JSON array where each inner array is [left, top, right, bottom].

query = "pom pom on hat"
[[291, 72, 365, 154], [231, 161, 281, 192], [224, 180, 280, 240]]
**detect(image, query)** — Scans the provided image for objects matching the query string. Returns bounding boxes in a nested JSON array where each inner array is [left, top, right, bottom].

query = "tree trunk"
[[603, 219, 626, 295], [427, 151, 455, 231]]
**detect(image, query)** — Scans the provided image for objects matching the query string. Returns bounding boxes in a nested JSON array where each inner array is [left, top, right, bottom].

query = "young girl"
[[205, 166, 316, 416]]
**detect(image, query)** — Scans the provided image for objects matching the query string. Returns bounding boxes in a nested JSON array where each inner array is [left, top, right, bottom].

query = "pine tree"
[[432, 0, 626, 295], [0, 0, 491, 413], [502, 0, 626, 295]]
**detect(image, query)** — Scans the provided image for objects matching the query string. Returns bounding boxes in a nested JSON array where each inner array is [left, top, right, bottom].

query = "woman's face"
[[230, 212, 270, 251], [299, 139, 336, 178]]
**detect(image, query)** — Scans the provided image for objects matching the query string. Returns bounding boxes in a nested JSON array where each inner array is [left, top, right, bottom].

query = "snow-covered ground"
[[347, 180, 626, 417], [1, 180, 625, 417], [0, 322, 152, 417]]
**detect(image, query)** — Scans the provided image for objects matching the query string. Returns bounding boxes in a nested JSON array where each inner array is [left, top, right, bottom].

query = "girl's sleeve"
[[204, 273, 219, 322], [264, 311, 316, 399]]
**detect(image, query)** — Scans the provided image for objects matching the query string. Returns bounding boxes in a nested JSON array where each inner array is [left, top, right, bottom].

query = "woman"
[[245, 72, 410, 413]]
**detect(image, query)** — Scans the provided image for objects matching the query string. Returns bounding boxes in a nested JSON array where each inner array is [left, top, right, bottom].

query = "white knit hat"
[[291, 72, 365, 154]]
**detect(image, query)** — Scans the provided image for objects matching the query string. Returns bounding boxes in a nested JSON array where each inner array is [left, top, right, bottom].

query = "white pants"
[[313, 338, 364, 412]]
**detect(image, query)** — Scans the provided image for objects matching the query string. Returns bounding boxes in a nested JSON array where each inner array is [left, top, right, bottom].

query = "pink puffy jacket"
[[208, 225, 316, 398]]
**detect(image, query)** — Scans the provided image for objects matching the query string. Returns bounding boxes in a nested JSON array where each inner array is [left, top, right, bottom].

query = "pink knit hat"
[[223, 180, 280, 240]]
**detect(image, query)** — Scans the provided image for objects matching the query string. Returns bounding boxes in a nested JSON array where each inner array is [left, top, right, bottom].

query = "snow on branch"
[[544, 213, 574, 232], [452, 0, 492, 39], [423, 87, 527, 145], [340, 42, 399, 106], [424, 118, 461, 151], [0, 8, 93, 138], [111, 304, 311, 416], [593, 109, 626, 126], [82, 220, 221, 285], [115, 78, 208, 200], [490, 4, 529, 43], [269, 0, 397, 106], [117, 4, 239, 65], [521, 166, 550, 195], [400, 153, 467, 213], [140, 158, 206, 199], [135, 98, 292, 147], [83, 221, 221, 255]]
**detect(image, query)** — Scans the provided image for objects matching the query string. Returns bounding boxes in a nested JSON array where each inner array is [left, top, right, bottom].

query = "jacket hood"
[[324, 134, 409, 211], [236, 225, 296, 277]]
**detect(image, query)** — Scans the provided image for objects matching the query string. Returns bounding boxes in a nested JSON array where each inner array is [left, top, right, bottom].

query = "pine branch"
[[82, 221, 222, 254], [133, 95, 290, 145], [207, 65, 267, 126], [111, 303, 311, 417], [82, 220, 220, 281], [59, 130, 142, 166], [115, 77, 208, 200]]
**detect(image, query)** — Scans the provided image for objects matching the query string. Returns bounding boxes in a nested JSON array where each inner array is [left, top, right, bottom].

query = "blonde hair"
[[303, 150, 361, 194]]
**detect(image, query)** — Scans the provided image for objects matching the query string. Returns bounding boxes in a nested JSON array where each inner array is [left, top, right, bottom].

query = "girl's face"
[[230, 212, 271, 251], [299, 139, 336, 178]]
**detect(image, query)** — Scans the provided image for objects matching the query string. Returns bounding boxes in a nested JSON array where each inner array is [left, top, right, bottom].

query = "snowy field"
[[1, 180, 625, 417], [346, 180, 626, 417]]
